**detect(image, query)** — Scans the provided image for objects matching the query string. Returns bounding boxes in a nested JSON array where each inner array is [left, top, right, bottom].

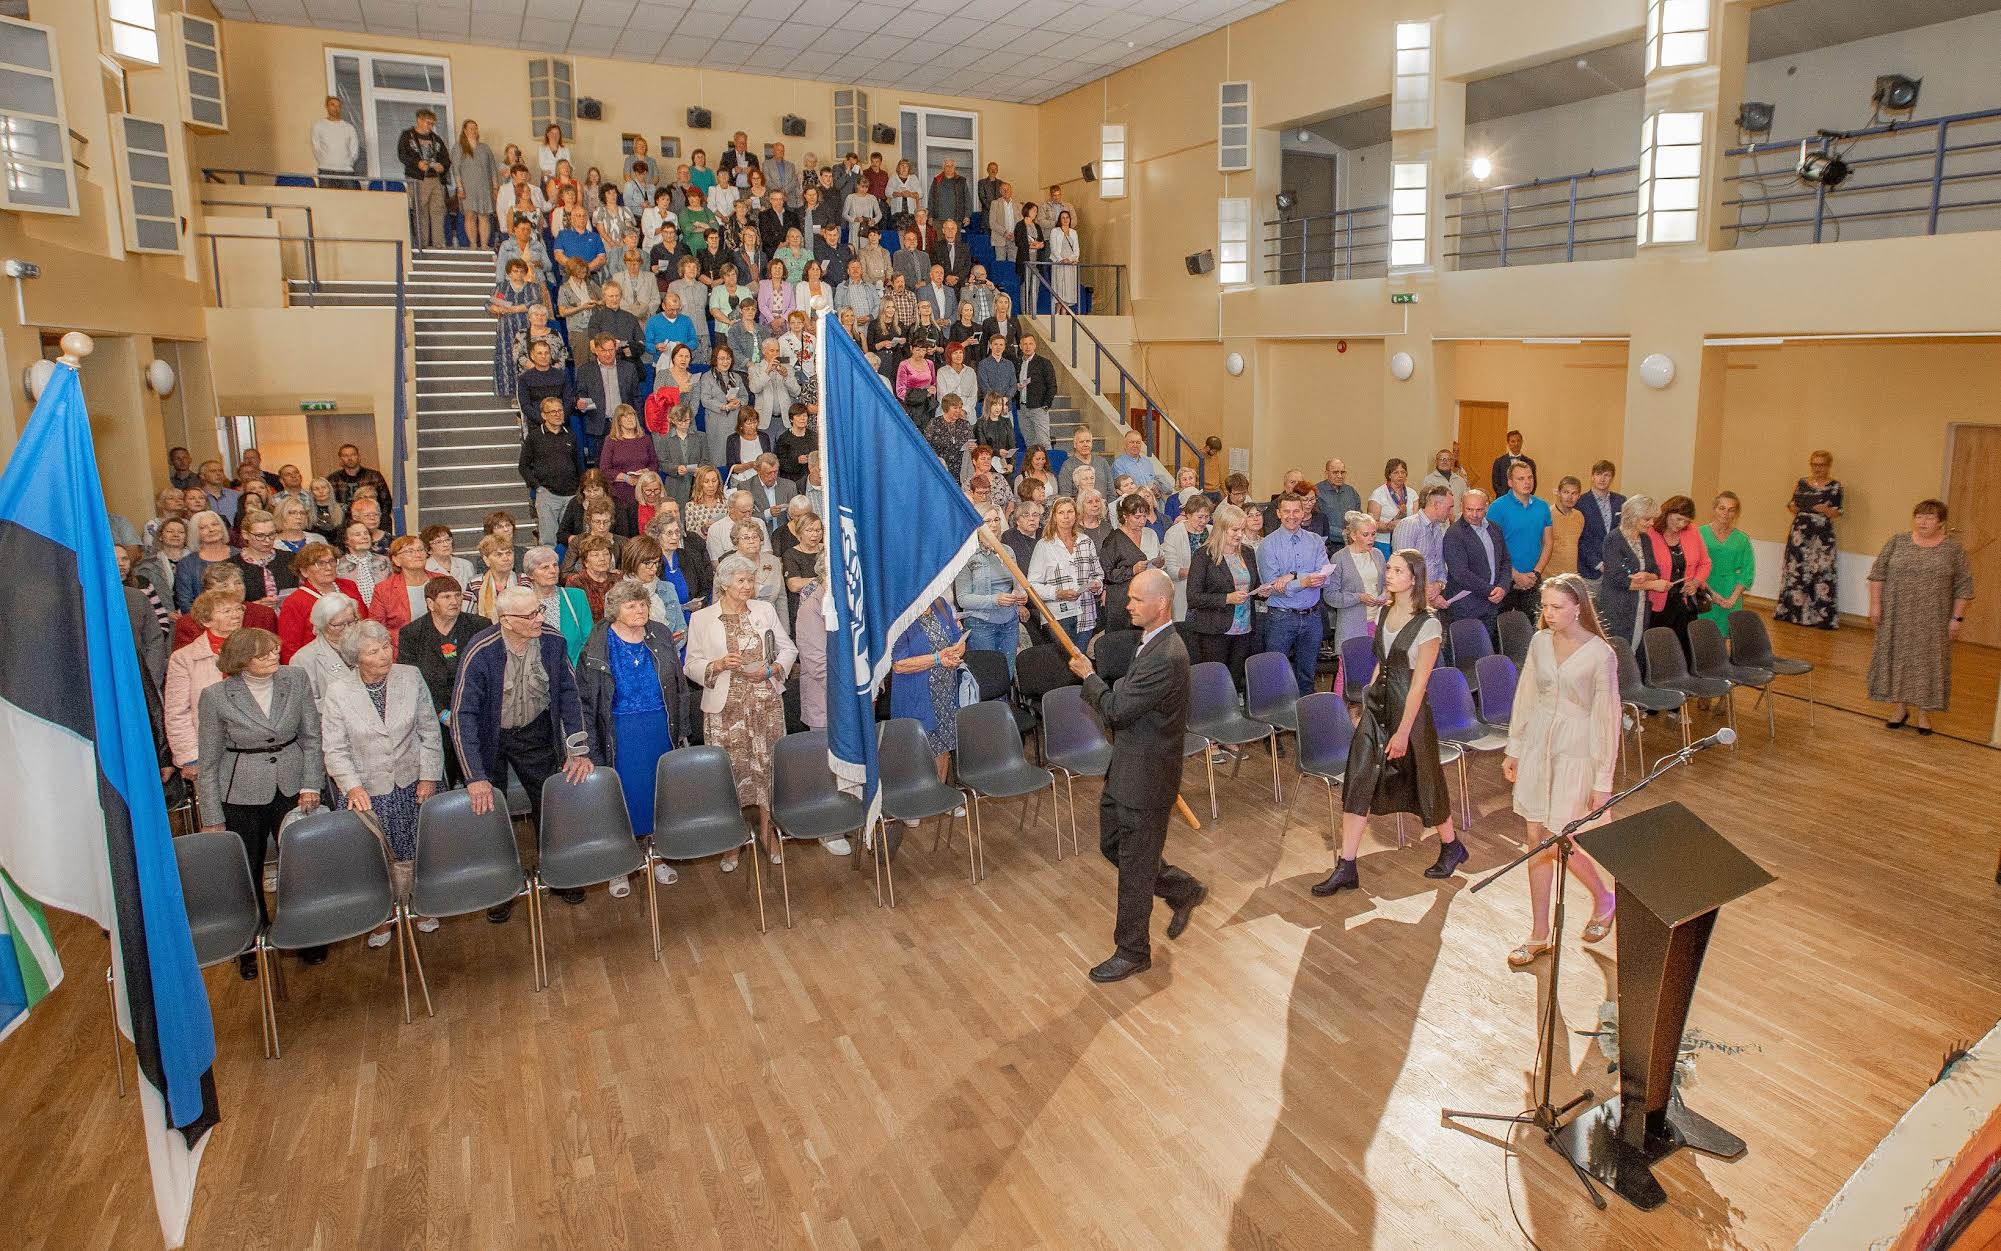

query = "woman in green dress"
[[1700, 491, 1755, 636]]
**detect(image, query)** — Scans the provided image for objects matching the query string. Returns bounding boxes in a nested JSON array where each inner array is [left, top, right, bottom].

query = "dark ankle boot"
[[1311, 858, 1360, 896], [1425, 839, 1468, 879]]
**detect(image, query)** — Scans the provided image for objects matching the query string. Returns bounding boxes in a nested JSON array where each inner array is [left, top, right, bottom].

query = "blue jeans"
[[1264, 605, 1324, 696], [965, 616, 1019, 674]]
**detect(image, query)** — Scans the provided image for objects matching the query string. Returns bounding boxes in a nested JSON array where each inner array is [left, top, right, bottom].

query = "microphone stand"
[[1439, 736, 1717, 1208]]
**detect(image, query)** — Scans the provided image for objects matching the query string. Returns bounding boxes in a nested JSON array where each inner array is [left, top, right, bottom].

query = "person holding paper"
[[1258, 495, 1331, 695], [1184, 503, 1263, 691]]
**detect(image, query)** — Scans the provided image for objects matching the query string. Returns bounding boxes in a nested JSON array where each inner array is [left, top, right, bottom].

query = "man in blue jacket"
[[1575, 459, 1626, 585], [450, 586, 594, 921], [1442, 489, 1513, 642]]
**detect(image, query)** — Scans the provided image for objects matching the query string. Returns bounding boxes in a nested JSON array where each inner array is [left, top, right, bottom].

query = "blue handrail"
[[1262, 204, 1389, 283], [1442, 165, 1639, 268]]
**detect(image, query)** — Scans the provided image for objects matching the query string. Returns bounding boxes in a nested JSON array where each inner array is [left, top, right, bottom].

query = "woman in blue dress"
[[489, 257, 549, 399], [889, 598, 967, 781], [578, 579, 688, 893]]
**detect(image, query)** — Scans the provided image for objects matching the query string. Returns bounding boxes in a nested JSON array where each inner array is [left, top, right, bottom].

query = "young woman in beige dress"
[[1501, 572, 1622, 968]]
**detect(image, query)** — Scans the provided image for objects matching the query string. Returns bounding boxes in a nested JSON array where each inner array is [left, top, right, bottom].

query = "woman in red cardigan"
[[275, 542, 366, 661], [1644, 495, 1712, 662], [367, 535, 431, 650]]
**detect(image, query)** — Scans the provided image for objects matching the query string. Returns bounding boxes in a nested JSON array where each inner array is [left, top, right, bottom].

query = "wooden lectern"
[[1556, 801, 1776, 1210]]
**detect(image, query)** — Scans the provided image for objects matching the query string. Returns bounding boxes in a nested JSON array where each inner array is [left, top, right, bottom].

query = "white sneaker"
[[653, 862, 679, 885], [823, 838, 852, 857], [609, 874, 631, 899]]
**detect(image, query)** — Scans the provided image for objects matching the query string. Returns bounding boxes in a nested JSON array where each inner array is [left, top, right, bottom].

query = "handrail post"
[[391, 240, 409, 536], [1928, 119, 1949, 235], [1297, 215, 1307, 284], [1811, 135, 1832, 243], [1499, 187, 1512, 267], [209, 236, 222, 306], [1566, 177, 1579, 262], [1343, 213, 1354, 280], [304, 206, 320, 294]]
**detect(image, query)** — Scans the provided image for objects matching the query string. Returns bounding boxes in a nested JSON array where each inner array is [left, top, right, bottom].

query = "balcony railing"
[[1262, 205, 1389, 284], [1018, 261, 1125, 316], [1722, 107, 2001, 247], [202, 167, 406, 192], [1444, 165, 1638, 269]]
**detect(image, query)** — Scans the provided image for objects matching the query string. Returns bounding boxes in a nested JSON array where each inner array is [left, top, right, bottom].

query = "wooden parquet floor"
[[1763, 607, 1999, 746], [6, 688, 2000, 1250]]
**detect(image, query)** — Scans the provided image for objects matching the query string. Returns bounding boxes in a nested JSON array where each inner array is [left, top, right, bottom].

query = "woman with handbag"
[[1643, 495, 1712, 663], [320, 620, 443, 949], [578, 579, 689, 894]]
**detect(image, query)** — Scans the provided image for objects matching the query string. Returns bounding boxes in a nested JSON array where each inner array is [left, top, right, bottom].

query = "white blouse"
[[1505, 631, 1620, 828]]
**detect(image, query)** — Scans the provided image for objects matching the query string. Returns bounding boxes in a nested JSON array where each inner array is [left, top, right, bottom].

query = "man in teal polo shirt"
[[1486, 460, 1552, 620]]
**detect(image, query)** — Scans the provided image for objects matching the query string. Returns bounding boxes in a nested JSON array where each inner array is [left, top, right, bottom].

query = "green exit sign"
[[299, 400, 336, 413], [1389, 293, 1418, 305]]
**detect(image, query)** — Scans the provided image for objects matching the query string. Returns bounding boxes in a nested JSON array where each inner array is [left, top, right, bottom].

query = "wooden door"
[[1945, 424, 2000, 649], [1456, 400, 1509, 495], [305, 412, 379, 482]]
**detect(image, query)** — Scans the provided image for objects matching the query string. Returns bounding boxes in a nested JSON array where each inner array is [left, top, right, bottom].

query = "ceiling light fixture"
[[1468, 156, 1492, 181]]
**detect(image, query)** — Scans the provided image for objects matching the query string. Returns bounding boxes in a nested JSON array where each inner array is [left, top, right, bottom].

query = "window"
[[1218, 82, 1250, 172], [1646, 0, 1710, 73], [1392, 21, 1433, 130], [0, 16, 76, 215], [898, 105, 977, 184], [174, 13, 225, 131], [1638, 110, 1704, 245], [326, 48, 451, 180], [1389, 161, 1428, 268], [1217, 197, 1250, 286], [529, 58, 573, 146], [107, 0, 158, 66], [834, 88, 868, 160], [1099, 124, 1126, 199], [113, 114, 180, 254]]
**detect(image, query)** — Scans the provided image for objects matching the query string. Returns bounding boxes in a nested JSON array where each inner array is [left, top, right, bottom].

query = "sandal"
[[1582, 910, 1616, 944], [720, 853, 739, 873], [1507, 937, 1555, 968]]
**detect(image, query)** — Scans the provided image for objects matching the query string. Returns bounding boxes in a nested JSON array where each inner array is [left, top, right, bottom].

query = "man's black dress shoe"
[[558, 888, 586, 904], [298, 945, 329, 966], [238, 953, 259, 981], [1167, 883, 1207, 940], [1088, 953, 1151, 983], [486, 903, 514, 923]]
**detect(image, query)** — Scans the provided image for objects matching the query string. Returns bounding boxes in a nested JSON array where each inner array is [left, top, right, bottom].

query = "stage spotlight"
[[1274, 189, 1296, 212], [1796, 145, 1850, 189], [1735, 102, 1774, 135], [1468, 156, 1492, 182], [1873, 74, 1921, 113]]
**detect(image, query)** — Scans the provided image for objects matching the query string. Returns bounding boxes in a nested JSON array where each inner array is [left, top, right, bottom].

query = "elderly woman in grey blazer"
[[320, 619, 445, 947], [293, 590, 361, 704], [196, 627, 322, 976], [651, 396, 710, 506], [1322, 510, 1388, 652]]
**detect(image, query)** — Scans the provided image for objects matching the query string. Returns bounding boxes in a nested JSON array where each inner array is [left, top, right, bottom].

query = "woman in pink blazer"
[[1644, 494, 1712, 660]]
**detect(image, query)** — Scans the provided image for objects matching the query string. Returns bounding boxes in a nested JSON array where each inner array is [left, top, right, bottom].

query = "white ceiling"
[[208, 0, 1283, 105]]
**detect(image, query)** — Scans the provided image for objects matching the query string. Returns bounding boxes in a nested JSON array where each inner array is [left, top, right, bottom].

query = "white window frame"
[[172, 13, 226, 132], [834, 88, 868, 161], [1392, 20, 1434, 131], [107, 0, 159, 67], [1646, 0, 1710, 73], [1637, 110, 1704, 245], [0, 15, 78, 216], [1217, 197, 1250, 286], [1218, 82, 1250, 172], [897, 104, 978, 185], [1099, 124, 1126, 199], [528, 58, 574, 147], [325, 47, 452, 181], [1389, 161, 1429, 269], [111, 112, 184, 255]]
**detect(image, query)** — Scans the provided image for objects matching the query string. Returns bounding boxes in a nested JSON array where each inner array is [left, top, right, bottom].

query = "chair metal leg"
[[1204, 744, 1218, 820], [1724, 686, 1738, 746], [644, 855, 662, 961], [106, 966, 125, 1098], [528, 879, 546, 991], [395, 907, 413, 1025], [400, 907, 433, 1018], [1764, 684, 1777, 740], [1269, 736, 1281, 801], [1456, 754, 1472, 830], [1681, 708, 1692, 751], [969, 793, 986, 881], [1324, 780, 1337, 849], [750, 837, 767, 932], [257, 940, 280, 1060], [778, 835, 794, 930], [879, 819, 897, 909], [1276, 770, 1301, 845]]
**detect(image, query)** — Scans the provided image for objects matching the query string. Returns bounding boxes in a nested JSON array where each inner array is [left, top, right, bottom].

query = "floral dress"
[[713, 609, 785, 807], [491, 279, 547, 398], [1776, 478, 1842, 628]]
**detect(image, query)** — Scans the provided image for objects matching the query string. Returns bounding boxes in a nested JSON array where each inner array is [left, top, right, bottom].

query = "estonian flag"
[[0, 358, 218, 1247], [815, 312, 985, 830]]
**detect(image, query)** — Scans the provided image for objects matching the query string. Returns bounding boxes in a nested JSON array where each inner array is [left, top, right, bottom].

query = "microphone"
[[1680, 726, 1737, 757]]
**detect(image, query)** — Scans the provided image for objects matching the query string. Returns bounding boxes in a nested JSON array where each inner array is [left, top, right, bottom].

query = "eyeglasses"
[[501, 611, 542, 622]]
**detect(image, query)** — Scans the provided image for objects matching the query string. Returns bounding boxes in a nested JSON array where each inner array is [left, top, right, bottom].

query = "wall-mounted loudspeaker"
[[1081, 163, 1096, 182], [687, 107, 712, 129], [781, 114, 806, 137], [577, 97, 603, 121], [870, 122, 897, 144], [1185, 250, 1216, 276]]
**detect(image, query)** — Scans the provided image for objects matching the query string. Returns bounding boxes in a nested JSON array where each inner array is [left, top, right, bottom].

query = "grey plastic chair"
[[1277, 691, 1353, 848], [1428, 665, 1502, 829], [1690, 618, 1770, 741], [1473, 654, 1519, 732], [1340, 635, 1376, 704], [1186, 660, 1280, 818], [1446, 617, 1494, 694], [651, 745, 765, 931], [535, 769, 655, 988], [954, 701, 1056, 879], [1645, 626, 1732, 743], [1245, 649, 1301, 736], [770, 730, 873, 924], [1728, 609, 1815, 728], [1611, 636, 1690, 775], [409, 788, 533, 1004], [1041, 685, 1112, 856], [1497, 610, 1533, 667], [175, 831, 270, 1057], [878, 718, 974, 888], [259, 809, 417, 1058]]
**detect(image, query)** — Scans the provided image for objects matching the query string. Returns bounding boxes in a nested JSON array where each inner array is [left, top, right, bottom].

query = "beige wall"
[[201, 22, 1039, 191], [1447, 340, 1628, 492]]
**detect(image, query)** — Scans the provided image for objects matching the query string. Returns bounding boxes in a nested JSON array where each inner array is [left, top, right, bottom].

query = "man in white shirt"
[[310, 96, 360, 188], [988, 183, 1019, 263], [707, 490, 759, 561], [495, 163, 548, 232]]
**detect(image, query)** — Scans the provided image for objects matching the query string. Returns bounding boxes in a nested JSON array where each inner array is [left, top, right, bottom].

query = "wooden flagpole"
[[975, 526, 1202, 831]]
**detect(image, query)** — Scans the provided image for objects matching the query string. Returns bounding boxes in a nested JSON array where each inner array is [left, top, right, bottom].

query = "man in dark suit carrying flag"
[[1066, 568, 1208, 983], [0, 334, 218, 1248]]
